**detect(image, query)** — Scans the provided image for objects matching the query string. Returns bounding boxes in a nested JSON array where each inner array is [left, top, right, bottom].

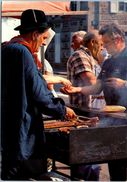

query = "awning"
[[2, 1, 87, 17]]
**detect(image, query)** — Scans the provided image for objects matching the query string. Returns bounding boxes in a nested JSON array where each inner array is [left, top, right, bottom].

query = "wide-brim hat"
[[14, 9, 51, 32]]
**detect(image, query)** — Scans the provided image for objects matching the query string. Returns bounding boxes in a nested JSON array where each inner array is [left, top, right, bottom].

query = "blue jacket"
[[1, 43, 66, 163]]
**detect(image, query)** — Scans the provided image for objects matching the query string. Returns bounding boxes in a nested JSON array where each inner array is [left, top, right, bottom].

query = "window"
[[119, 2, 125, 11], [119, 1, 127, 11], [70, 1, 88, 11], [125, 3, 127, 11], [110, 1, 127, 13], [70, 1, 77, 11], [110, 1, 119, 13], [80, 2, 88, 11]]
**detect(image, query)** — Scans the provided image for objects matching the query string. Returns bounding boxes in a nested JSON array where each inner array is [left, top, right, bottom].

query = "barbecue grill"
[[44, 106, 127, 179]]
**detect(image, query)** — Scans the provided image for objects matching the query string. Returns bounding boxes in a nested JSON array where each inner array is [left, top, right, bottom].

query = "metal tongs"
[[76, 115, 91, 122]]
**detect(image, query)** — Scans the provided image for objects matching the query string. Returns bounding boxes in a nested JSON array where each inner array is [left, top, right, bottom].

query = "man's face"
[[32, 30, 49, 52], [88, 37, 101, 59], [71, 35, 83, 51], [101, 33, 117, 56], [92, 39, 101, 59]]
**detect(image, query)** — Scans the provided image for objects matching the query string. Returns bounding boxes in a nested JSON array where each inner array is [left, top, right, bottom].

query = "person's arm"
[[81, 79, 102, 94], [104, 77, 127, 89], [43, 70, 54, 91], [61, 79, 102, 95], [43, 74, 72, 86], [24, 46, 75, 120], [79, 71, 97, 85]]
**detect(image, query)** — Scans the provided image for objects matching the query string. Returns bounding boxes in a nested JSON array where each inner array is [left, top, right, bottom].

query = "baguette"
[[101, 105, 126, 112]]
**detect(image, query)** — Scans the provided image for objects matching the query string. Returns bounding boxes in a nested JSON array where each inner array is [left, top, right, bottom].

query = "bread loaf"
[[101, 105, 126, 112]]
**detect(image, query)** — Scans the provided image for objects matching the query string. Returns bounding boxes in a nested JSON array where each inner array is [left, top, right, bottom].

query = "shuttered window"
[[110, 1, 119, 13], [110, 1, 127, 13]]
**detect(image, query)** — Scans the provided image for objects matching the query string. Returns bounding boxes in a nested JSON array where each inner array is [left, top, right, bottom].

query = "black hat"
[[14, 9, 51, 32]]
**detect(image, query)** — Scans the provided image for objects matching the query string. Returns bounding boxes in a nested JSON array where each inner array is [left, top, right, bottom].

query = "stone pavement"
[[55, 162, 110, 181]]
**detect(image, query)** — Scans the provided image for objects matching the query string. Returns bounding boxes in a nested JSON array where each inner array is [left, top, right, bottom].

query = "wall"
[[98, 1, 127, 32]]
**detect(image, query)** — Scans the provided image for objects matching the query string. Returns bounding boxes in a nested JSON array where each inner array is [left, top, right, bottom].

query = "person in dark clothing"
[[61, 23, 127, 181], [1, 9, 76, 180]]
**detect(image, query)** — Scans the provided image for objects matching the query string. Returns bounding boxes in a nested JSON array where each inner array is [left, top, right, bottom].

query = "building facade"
[[46, 1, 127, 71]]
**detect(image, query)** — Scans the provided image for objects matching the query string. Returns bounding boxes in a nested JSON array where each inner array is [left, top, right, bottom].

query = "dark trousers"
[[108, 159, 127, 181], [1, 158, 48, 180], [71, 164, 100, 181]]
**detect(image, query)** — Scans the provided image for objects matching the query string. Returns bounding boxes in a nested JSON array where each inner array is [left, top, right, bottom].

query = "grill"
[[44, 116, 99, 130], [44, 106, 127, 169]]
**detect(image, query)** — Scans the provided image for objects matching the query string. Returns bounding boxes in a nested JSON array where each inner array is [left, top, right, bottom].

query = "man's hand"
[[60, 86, 81, 95], [105, 78, 126, 88], [65, 107, 77, 120]]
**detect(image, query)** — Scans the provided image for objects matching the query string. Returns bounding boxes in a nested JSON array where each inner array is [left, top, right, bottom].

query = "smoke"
[[98, 116, 127, 127]]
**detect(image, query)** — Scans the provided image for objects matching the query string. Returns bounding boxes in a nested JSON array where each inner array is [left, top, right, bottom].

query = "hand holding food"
[[60, 85, 81, 95]]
